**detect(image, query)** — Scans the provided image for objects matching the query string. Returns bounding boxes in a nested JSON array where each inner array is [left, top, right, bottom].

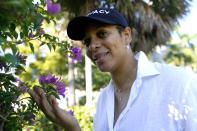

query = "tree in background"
[[164, 30, 197, 71], [58, 0, 192, 53]]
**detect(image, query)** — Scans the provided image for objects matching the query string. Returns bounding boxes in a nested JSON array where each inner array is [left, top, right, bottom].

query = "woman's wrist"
[[68, 125, 81, 131], [62, 119, 81, 131]]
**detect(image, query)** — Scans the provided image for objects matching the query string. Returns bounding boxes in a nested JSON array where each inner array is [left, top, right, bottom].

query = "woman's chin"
[[98, 65, 111, 72]]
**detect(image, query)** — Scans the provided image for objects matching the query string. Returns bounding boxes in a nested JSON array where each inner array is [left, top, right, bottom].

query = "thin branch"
[[17, 97, 31, 102], [0, 114, 8, 122]]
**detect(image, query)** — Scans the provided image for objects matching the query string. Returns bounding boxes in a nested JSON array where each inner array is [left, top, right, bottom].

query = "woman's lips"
[[94, 52, 109, 64]]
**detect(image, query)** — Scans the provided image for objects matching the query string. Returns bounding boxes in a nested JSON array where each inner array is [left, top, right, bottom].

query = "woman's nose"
[[89, 38, 101, 51]]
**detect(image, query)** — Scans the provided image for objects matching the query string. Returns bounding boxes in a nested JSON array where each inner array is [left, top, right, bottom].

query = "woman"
[[28, 8, 197, 131]]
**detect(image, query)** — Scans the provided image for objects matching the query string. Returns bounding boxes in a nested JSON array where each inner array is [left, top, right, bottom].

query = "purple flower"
[[30, 120, 36, 125], [71, 47, 82, 63], [39, 74, 66, 98], [29, 114, 35, 119], [40, 19, 44, 24], [68, 109, 74, 116], [55, 79, 65, 88], [47, 73, 58, 84], [56, 82, 66, 97], [29, 114, 36, 125], [15, 77, 22, 84], [56, 85, 66, 97], [0, 62, 4, 70], [39, 30, 45, 36], [28, 34, 34, 39], [16, 52, 25, 63], [13, 96, 18, 100], [19, 86, 28, 92], [15, 77, 28, 92], [46, 0, 60, 15], [39, 75, 48, 85], [37, 28, 45, 36], [54, 78, 66, 97]]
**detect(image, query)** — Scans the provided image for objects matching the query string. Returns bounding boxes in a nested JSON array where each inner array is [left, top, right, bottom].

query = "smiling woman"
[[84, 24, 133, 73], [28, 7, 197, 131]]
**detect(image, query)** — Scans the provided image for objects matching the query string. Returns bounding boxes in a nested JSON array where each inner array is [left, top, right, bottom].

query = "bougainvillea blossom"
[[0, 62, 3, 70], [29, 114, 36, 125], [46, 0, 60, 15], [15, 77, 28, 92], [38, 74, 66, 97], [68, 109, 74, 116], [71, 47, 82, 63], [28, 34, 34, 39], [39, 75, 48, 85], [16, 52, 25, 62]]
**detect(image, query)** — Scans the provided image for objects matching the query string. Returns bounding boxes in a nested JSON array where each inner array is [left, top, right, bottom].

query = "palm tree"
[[58, 0, 192, 53]]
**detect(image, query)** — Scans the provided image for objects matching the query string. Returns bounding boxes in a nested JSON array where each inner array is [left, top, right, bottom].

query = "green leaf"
[[29, 42, 34, 53], [10, 23, 16, 32], [52, 91, 60, 99], [40, 42, 45, 47], [33, 85, 41, 89], [47, 43, 51, 51], [10, 44, 18, 55], [22, 104, 26, 111], [20, 31, 24, 38], [34, 14, 44, 29], [22, 26, 28, 36], [17, 65, 25, 71], [48, 85, 57, 92], [13, 31, 18, 39], [5, 32, 14, 40], [5, 53, 18, 67], [52, 44, 56, 51]]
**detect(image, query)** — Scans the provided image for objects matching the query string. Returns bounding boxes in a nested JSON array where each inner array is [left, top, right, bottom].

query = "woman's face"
[[83, 24, 131, 72]]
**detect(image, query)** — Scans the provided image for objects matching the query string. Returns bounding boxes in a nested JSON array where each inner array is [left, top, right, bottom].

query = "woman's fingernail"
[[40, 90, 43, 95]]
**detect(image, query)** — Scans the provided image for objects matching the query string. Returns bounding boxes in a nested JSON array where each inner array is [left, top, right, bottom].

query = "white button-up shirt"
[[93, 51, 197, 131]]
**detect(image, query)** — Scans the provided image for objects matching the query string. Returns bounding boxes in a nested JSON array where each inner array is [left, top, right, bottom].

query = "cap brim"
[[67, 16, 117, 40]]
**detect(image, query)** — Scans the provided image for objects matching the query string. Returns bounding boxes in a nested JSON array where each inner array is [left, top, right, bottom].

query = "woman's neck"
[[111, 53, 138, 91]]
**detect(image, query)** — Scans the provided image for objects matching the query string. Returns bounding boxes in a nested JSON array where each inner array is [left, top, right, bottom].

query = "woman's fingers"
[[33, 87, 41, 97], [49, 95, 78, 129], [39, 89, 57, 122], [28, 89, 42, 108], [28, 88, 57, 123], [28, 88, 77, 129]]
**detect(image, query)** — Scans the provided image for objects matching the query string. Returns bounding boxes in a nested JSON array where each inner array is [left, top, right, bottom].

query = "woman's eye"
[[98, 31, 107, 38], [83, 38, 90, 47]]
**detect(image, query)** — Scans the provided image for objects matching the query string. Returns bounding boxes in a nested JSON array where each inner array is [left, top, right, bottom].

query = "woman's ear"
[[123, 27, 132, 46]]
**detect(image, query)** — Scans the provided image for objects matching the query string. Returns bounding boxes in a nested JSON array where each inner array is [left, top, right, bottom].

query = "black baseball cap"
[[67, 8, 128, 40]]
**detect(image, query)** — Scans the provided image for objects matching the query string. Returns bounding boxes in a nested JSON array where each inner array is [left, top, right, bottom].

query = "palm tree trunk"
[[68, 56, 75, 107], [85, 55, 93, 108], [80, 0, 95, 108]]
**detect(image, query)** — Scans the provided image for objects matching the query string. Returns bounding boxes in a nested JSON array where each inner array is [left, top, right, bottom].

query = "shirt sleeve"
[[183, 75, 197, 130]]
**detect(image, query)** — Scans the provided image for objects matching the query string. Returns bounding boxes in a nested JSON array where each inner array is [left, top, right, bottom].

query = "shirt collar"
[[106, 51, 160, 91], [135, 51, 160, 78]]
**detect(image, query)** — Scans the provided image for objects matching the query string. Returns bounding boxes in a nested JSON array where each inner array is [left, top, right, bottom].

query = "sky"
[[173, 0, 197, 43], [179, 0, 197, 35]]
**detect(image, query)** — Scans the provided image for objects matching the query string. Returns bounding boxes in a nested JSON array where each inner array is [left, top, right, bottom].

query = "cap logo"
[[87, 9, 110, 16]]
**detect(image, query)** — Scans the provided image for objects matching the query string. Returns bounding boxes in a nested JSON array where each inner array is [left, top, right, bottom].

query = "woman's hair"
[[116, 25, 125, 34]]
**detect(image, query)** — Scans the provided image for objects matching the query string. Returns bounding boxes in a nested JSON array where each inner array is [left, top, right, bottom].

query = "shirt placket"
[[113, 77, 142, 131]]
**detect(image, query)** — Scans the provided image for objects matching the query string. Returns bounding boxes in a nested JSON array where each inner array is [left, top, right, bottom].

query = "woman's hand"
[[28, 88, 81, 131]]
